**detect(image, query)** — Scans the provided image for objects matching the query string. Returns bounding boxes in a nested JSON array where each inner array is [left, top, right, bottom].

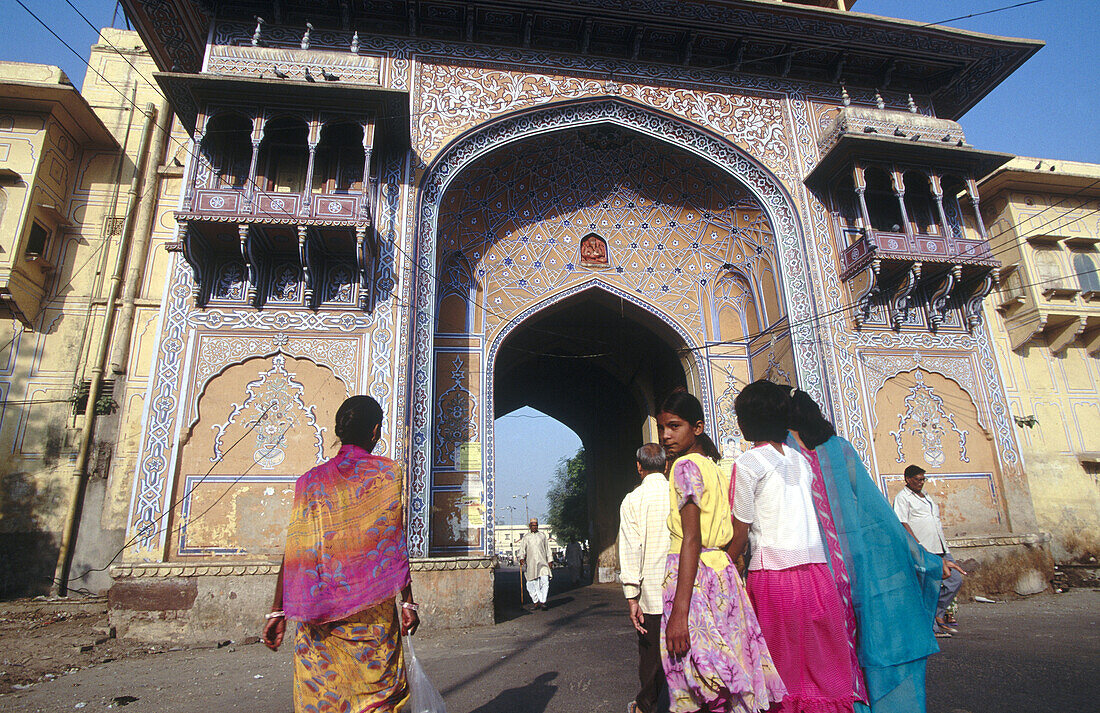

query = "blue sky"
[[4, 0, 1096, 524]]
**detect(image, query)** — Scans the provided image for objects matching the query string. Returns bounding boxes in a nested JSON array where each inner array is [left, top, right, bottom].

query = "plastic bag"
[[405, 636, 447, 713]]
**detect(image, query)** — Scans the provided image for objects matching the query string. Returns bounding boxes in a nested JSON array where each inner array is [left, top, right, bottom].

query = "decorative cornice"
[[111, 562, 280, 578], [410, 556, 495, 571], [948, 532, 1051, 549]]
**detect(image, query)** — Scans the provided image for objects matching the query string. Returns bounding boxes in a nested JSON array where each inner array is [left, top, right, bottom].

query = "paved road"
[[1, 577, 1096, 713]]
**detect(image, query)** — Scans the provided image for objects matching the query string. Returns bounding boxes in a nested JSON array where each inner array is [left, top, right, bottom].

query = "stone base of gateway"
[[105, 539, 1053, 642], [108, 557, 494, 643]]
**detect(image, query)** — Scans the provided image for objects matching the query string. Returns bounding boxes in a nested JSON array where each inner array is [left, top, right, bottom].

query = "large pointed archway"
[[409, 99, 815, 562], [492, 286, 692, 576]]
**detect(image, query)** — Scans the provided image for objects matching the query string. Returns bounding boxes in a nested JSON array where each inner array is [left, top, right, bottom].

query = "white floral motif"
[[434, 356, 478, 467], [414, 63, 792, 179], [327, 201, 343, 214], [889, 370, 969, 467], [270, 198, 286, 211], [209, 354, 326, 469], [209, 195, 226, 209]]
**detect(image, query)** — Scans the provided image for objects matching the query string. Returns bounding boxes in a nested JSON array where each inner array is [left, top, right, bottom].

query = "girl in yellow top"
[[659, 390, 785, 713]]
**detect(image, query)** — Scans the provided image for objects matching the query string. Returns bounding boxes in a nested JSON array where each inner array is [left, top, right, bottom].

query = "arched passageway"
[[494, 287, 689, 576]]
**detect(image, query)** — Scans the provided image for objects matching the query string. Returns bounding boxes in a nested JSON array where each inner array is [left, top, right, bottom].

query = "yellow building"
[[981, 158, 1100, 563], [0, 30, 185, 596]]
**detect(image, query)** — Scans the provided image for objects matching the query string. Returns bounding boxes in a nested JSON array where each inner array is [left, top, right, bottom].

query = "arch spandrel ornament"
[[407, 98, 822, 557]]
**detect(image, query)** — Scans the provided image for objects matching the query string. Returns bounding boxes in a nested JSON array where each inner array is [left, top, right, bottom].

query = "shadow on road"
[[468, 671, 559, 713]]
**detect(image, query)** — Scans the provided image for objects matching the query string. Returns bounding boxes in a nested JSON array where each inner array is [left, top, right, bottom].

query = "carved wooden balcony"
[[840, 228, 998, 332]]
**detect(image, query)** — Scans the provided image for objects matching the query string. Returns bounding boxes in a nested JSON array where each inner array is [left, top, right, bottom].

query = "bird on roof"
[[273, 66, 289, 79], [304, 68, 317, 82], [321, 68, 339, 81]]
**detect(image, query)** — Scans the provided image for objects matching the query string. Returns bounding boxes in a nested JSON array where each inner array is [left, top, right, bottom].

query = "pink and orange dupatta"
[[283, 444, 411, 624]]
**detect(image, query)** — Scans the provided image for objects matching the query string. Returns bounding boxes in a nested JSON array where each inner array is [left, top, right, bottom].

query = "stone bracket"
[[1047, 315, 1088, 354], [853, 257, 881, 329], [888, 261, 921, 329], [964, 269, 997, 332], [928, 264, 960, 332]]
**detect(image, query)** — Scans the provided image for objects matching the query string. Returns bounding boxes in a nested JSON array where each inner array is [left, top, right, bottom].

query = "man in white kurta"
[[618, 443, 670, 713], [893, 464, 967, 636], [519, 518, 552, 609]]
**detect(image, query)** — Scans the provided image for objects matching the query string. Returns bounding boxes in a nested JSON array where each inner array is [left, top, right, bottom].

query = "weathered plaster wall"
[[0, 30, 183, 596], [983, 175, 1100, 562]]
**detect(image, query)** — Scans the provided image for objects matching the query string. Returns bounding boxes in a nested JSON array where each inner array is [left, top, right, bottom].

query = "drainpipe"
[[54, 103, 158, 597], [110, 98, 170, 375]]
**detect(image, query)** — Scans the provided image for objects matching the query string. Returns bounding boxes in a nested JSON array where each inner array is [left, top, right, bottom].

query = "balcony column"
[[356, 225, 371, 310], [360, 122, 375, 222], [301, 142, 319, 216], [890, 169, 913, 239], [240, 223, 259, 307], [929, 172, 950, 237], [244, 119, 263, 205], [965, 177, 989, 240], [852, 165, 872, 240]]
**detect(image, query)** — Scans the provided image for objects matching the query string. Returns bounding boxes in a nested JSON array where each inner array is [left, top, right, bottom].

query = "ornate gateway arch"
[[406, 98, 824, 559]]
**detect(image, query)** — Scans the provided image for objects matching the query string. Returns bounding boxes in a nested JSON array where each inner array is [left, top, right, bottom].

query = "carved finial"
[[351, 31, 359, 53], [252, 16, 264, 46], [874, 90, 885, 110], [907, 94, 918, 113], [841, 84, 851, 107], [301, 22, 313, 50]]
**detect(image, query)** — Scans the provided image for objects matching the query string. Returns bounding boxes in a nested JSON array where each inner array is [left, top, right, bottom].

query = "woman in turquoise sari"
[[788, 390, 942, 713]]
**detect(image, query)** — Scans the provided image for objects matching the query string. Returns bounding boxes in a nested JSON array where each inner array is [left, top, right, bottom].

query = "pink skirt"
[[747, 564, 857, 713]]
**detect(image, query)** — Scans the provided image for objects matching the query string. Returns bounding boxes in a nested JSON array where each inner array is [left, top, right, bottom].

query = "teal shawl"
[[813, 436, 942, 713]]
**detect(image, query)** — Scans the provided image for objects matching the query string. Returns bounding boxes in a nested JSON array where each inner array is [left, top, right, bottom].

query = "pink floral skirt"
[[747, 564, 857, 713], [661, 553, 787, 712]]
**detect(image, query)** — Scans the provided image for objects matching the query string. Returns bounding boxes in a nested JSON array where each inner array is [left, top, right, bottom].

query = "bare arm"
[[666, 501, 701, 657], [902, 522, 917, 540], [261, 556, 287, 651], [727, 517, 750, 563], [400, 581, 420, 635]]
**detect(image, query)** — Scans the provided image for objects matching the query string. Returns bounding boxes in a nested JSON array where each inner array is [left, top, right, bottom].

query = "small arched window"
[[257, 116, 309, 193], [1032, 247, 1065, 290], [1073, 252, 1100, 292]]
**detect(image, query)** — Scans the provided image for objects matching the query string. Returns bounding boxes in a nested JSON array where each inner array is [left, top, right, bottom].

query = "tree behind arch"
[[546, 447, 587, 544]]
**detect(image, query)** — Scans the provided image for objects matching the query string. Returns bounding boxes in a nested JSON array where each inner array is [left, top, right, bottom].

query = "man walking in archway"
[[519, 518, 552, 610]]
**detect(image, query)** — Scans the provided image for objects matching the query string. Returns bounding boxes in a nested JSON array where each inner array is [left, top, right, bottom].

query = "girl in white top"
[[729, 380, 859, 713]]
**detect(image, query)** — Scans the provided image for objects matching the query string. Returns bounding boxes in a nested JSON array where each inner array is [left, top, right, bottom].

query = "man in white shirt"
[[519, 518, 552, 610], [618, 443, 671, 713], [893, 464, 967, 637]]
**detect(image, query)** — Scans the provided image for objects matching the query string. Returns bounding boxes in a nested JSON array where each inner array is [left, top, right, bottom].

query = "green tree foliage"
[[546, 447, 588, 544]]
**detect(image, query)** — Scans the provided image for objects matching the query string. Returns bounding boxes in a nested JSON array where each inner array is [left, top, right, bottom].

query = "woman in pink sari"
[[261, 395, 420, 712]]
